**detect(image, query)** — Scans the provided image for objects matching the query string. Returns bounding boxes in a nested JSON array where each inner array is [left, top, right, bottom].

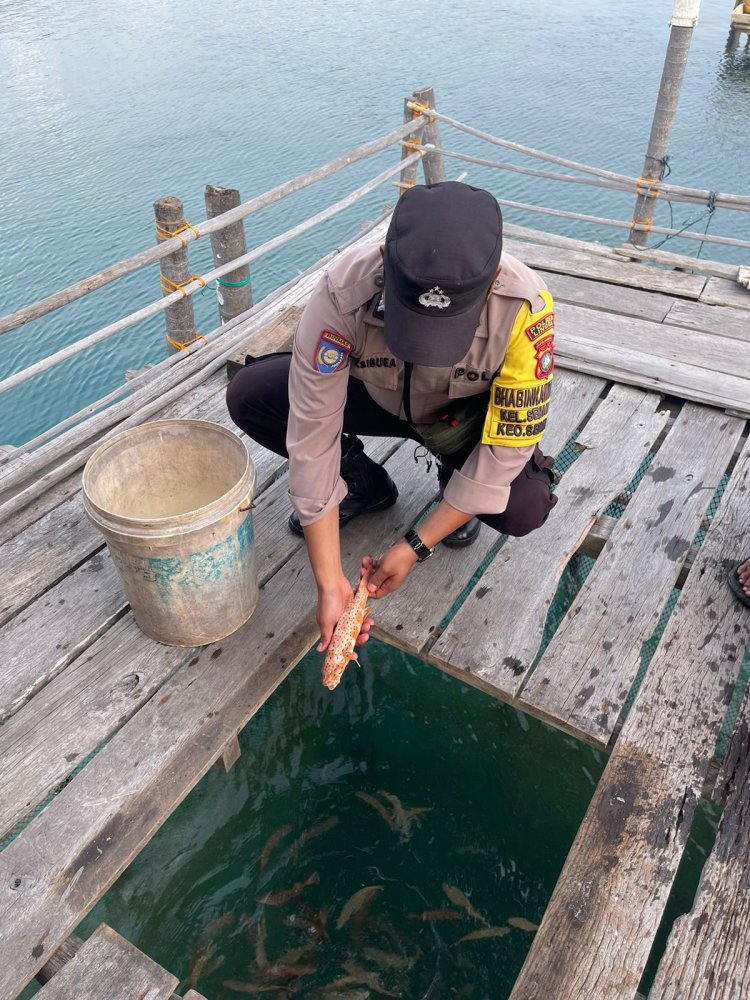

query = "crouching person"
[[227, 182, 557, 649]]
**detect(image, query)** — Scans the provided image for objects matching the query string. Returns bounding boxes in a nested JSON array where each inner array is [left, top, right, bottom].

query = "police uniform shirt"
[[286, 243, 554, 527]]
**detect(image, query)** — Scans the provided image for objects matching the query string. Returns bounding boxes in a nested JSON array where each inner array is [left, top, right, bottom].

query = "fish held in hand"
[[322, 573, 372, 690]]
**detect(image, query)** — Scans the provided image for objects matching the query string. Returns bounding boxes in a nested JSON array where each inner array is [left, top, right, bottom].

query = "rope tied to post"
[[216, 274, 252, 288], [165, 333, 208, 354], [155, 220, 202, 247], [409, 100, 435, 123], [400, 139, 425, 157], [160, 274, 206, 297]]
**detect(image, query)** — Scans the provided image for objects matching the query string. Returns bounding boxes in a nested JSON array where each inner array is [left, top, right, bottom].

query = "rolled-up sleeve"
[[443, 442, 534, 516], [286, 275, 359, 526]]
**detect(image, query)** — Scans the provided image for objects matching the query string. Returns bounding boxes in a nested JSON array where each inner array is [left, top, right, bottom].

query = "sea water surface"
[[2, 3, 747, 997], [1, 0, 749, 444]]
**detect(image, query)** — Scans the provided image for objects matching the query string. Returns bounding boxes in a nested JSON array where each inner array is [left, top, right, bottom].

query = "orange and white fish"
[[322, 572, 372, 690]]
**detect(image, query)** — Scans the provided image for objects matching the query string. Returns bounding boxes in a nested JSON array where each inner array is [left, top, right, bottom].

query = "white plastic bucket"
[[82, 419, 258, 646]]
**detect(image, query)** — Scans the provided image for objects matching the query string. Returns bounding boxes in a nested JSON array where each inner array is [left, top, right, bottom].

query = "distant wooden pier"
[[1, 91, 749, 1000]]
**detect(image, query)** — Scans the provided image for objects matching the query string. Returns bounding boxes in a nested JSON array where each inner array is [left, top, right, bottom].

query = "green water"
[[77, 640, 606, 998]]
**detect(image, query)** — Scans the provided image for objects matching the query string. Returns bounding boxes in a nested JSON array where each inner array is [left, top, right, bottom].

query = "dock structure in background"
[[1, 89, 750, 1000]]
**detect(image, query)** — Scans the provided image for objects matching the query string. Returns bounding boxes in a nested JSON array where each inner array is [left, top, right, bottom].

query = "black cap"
[[383, 182, 503, 367]]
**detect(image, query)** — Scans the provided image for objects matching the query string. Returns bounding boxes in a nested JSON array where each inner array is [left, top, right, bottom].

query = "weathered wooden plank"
[[0, 443, 434, 1000], [555, 335, 750, 416], [664, 297, 750, 344], [520, 403, 745, 747], [502, 226, 621, 260], [374, 370, 606, 655], [556, 302, 750, 380], [648, 685, 750, 1000], [429, 384, 669, 701], [0, 615, 197, 842], [36, 924, 177, 1000], [539, 271, 674, 322], [612, 243, 739, 280], [0, 552, 125, 721], [509, 438, 750, 1000], [0, 496, 101, 629], [508, 240, 707, 298], [700, 275, 750, 309]]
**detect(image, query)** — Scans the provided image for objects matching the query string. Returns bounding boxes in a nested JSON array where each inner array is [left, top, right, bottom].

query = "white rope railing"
[[0, 205, 396, 470], [407, 102, 750, 213], [0, 213, 395, 513], [0, 117, 427, 340], [0, 152, 419, 399], [492, 196, 750, 251]]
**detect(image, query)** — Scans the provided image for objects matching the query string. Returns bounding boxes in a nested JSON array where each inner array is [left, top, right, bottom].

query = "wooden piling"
[[412, 86, 447, 185], [630, 1, 701, 247], [398, 95, 425, 195], [154, 196, 199, 354], [204, 186, 253, 325]]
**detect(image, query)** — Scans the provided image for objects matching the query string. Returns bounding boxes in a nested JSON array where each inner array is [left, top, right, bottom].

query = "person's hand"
[[362, 542, 418, 600], [316, 571, 374, 652]]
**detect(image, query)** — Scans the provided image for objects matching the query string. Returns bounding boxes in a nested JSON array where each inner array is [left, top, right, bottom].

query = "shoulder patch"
[[313, 330, 353, 373], [524, 310, 554, 343]]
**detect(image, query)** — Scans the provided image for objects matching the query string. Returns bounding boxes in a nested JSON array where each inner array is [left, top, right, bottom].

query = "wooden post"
[[204, 186, 253, 326], [398, 94, 426, 196], [412, 86, 447, 185], [630, 0, 701, 247], [154, 196, 198, 354], [214, 733, 242, 773]]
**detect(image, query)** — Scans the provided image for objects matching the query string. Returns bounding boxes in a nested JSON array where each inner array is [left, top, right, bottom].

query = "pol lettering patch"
[[313, 330, 353, 374]]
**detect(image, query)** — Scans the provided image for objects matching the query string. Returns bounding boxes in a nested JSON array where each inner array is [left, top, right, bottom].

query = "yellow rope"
[[165, 333, 208, 354], [155, 220, 201, 246], [410, 100, 433, 120], [635, 176, 659, 199], [160, 273, 206, 296], [401, 139, 425, 156]]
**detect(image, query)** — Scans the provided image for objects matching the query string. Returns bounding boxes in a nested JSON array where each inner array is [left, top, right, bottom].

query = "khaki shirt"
[[287, 243, 553, 526]]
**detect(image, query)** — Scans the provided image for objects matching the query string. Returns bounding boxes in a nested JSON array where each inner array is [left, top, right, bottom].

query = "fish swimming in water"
[[285, 816, 339, 863], [222, 982, 283, 995], [507, 916, 539, 932], [356, 790, 431, 841], [336, 885, 383, 929], [361, 946, 416, 971], [256, 871, 319, 905], [442, 884, 489, 925], [379, 791, 432, 840], [259, 824, 293, 872], [455, 926, 511, 944], [355, 791, 399, 832], [406, 909, 464, 921], [322, 572, 372, 690]]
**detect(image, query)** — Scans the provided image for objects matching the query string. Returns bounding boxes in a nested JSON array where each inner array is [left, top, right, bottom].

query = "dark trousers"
[[226, 353, 557, 537]]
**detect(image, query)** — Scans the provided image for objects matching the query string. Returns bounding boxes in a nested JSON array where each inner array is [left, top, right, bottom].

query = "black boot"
[[288, 436, 398, 536], [437, 460, 480, 548]]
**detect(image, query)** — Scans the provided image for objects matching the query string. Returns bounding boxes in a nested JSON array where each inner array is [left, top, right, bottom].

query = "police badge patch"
[[534, 334, 554, 380], [313, 330, 353, 373]]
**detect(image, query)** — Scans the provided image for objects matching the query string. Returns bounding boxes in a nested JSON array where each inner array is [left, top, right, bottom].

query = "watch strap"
[[404, 528, 434, 562]]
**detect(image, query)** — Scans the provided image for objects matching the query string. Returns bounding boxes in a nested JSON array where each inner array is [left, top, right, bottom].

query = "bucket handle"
[[238, 492, 255, 513]]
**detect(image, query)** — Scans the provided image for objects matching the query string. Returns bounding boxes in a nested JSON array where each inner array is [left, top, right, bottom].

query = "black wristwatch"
[[403, 528, 434, 562]]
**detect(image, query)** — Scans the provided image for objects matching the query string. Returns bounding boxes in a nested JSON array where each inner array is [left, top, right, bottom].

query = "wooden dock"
[[1, 219, 749, 1000]]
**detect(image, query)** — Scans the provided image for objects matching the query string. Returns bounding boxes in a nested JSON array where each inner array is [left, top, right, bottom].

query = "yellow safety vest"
[[481, 289, 555, 448]]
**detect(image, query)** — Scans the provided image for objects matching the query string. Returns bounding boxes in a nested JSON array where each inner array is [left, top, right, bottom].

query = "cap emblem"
[[418, 286, 451, 309]]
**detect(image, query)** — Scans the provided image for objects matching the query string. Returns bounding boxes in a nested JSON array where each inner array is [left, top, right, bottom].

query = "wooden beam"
[[648, 684, 750, 999]]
